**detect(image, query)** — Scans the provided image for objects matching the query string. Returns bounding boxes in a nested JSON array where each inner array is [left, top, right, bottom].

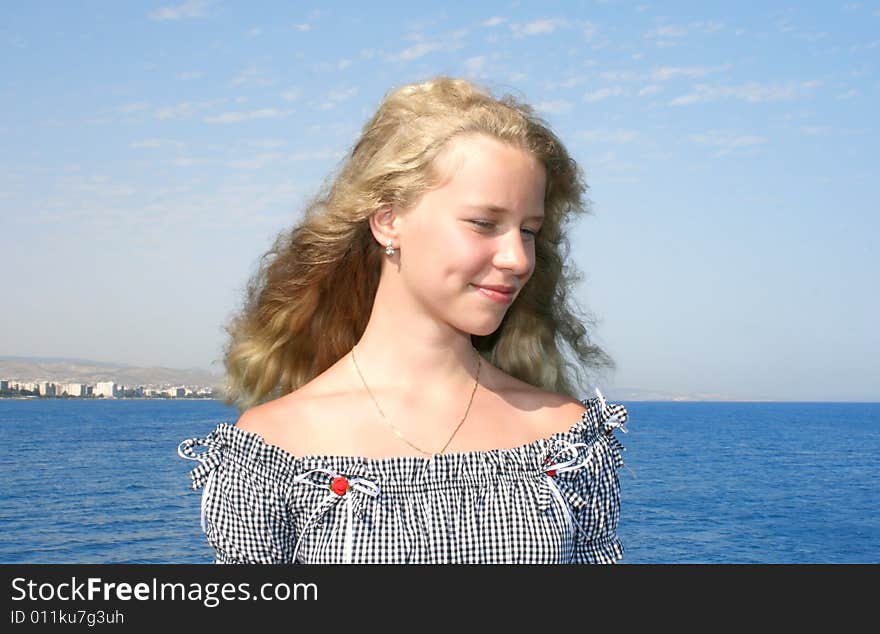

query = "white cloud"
[[327, 86, 358, 103], [149, 0, 210, 21], [290, 149, 347, 162], [281, 89, 300, 102], [580, 129, 638, 143], [387, 30, 467, 62], [248, 139, 286, 149], [801, 126, 832, 136], [294, 23, 312, 32], [483, 16, 505, 27], [583, 86, 624, 102], [318, 86, 359, 110], [581, 21, 598, 39], [175, 71, 202, 81], [796, 30, 828, 43], [231, 68, 274, 87], [204, 109, 289, 124], [509, 17, 594, 38], [836, 89, 858, 100], [155, 100, 219, 120], [638, 84, 662, 96], [465, 56, 487, 75], [170, 157, 199, 167], [844, 3, 863, 9], [535, 99, 573, 114], [652, 66, 712, 81], [247, 27, 262, 37], [546, 75, 589, 90], [229, 153, 284, 170], [590, 150, 636, 172], [68, 175, 137, 198], [313, 58, 353, 73], [518, 18, 569, 35], [775, 16, 796, 34], [600, 70, 640, 82], [130, 138, 184, 149], [692, 130, 766, 155], [119, 102, 150, 114], [850, 39, 880, 52], [647, 24, 687, 38], [669, 81, 814, 106], [691, 20, 723, 33], [389, 41, 442, 61]]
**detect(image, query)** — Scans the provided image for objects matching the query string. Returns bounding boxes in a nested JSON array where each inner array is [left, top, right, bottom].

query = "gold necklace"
[[350, 344, 481, 456]]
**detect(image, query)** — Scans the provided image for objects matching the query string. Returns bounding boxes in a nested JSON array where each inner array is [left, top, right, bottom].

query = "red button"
[[546, 469, 557, 477], [330, 476, 349, 496]]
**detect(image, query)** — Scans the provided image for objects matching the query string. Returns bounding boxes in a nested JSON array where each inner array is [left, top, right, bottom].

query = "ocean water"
[[0, 398, 876, 564]]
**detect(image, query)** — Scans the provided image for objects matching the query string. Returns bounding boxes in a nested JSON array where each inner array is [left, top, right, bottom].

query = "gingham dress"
[[178, 391, 629, 564]]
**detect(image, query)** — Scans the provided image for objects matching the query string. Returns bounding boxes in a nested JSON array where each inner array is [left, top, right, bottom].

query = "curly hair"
[[221, 76, 614, 412]]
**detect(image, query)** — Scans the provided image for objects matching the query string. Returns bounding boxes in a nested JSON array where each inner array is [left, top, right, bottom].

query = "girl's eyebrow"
[[464, 203, 544, 221]]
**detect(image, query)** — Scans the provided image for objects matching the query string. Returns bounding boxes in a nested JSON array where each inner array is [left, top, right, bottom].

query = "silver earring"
[[385, 240, 395, 256]]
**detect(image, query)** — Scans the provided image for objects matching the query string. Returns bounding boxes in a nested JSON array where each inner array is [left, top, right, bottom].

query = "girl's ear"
[[369, 205, 400, 248]]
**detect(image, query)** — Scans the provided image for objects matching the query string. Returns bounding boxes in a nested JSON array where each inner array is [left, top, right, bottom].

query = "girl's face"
[[396, 133, 546, 336]]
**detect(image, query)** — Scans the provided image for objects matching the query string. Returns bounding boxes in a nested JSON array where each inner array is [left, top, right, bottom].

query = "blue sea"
[[0, 398, 877, 563]]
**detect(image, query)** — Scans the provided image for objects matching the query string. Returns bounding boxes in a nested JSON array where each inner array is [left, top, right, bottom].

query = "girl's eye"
[[470, 220, 539, 239]]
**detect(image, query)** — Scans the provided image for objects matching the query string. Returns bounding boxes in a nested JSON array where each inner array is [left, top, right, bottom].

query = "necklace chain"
[[350, 344, 481, 456]]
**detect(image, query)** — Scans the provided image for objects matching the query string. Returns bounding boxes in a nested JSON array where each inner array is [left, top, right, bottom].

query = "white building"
[[38, 382, 56, 396], [95, 381, 116, 398], [65, 383, 85, 397]]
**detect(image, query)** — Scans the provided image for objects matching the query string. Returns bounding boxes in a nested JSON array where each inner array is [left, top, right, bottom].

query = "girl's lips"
[[472, 284, 515, 303]]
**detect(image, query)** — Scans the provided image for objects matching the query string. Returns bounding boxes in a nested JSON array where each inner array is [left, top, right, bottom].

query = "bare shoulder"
[[494, 370, 587, 437], [234, 390, 318, 454], [530, 389, 588, 436]]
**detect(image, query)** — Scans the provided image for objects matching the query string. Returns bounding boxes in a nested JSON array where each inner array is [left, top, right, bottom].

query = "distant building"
[[168, 387, 185, 398], [0, 380, 7, 391], [95, 382, 116, 398], [38, 382, 56, 397], [65, 383, 85, 397]]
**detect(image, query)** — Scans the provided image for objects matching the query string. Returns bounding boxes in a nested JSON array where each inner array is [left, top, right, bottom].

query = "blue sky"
[[2, 1, 877, 401]]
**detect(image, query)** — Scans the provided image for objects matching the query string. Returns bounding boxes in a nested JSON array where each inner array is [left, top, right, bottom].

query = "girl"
[[178, 76, 630, 564]]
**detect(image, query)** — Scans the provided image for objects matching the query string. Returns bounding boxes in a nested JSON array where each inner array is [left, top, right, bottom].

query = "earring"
[[385, 240, 395, 256]]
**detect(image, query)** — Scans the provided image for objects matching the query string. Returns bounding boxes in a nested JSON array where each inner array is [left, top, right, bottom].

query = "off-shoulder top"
[[177, 390, 629, 564]]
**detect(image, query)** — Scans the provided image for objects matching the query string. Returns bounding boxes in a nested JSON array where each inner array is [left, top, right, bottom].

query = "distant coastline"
[[2, 355, 875, 403], [0, 395, 221, 401]]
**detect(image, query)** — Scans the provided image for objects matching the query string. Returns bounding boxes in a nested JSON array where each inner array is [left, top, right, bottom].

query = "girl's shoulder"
[[234, 367, 590, 460]]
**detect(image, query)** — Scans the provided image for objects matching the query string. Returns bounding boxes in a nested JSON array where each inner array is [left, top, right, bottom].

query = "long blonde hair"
[[221, 76, 614, 412]]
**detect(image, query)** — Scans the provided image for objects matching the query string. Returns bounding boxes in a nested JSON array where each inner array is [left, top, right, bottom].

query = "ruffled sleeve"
[[549, 392, 629, 564], [178, 424, 297, 564]]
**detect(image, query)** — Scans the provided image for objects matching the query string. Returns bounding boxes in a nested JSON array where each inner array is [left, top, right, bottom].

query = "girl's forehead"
[[420, 135, 546, 214], [433, 134, 542, 185]]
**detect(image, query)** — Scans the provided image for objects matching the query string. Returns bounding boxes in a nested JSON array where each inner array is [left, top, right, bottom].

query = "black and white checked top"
[[178, 389, 629, 564]]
